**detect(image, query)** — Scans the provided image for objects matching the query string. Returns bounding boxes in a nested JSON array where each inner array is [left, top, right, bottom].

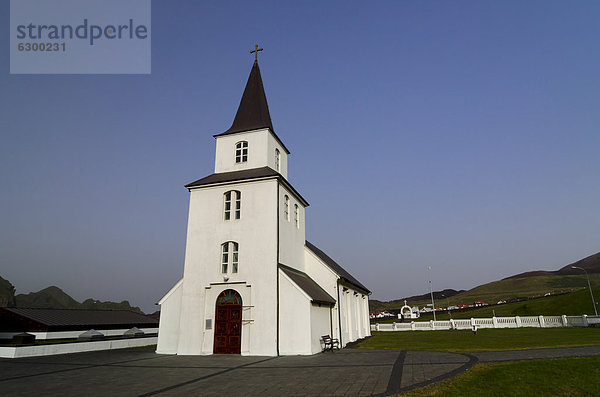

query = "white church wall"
[[156, 279, 183, 354], [278, 184, 306, 271], [363, 295, 372, 338], [356, 293, 365, 339], [278, 269, 312, 355], [365, 297, 371, 336], [214, 129, 268, 173], [310, 304, 332, 354], [339, 286, 371, 344], [352, 292, 359, 340], [304, 248, 341, 340], [266, 131, 288, 178], [176, 179, 279, 356], [214, 129, 287, 177], [348, 289, 357, 342], [338, 285, 363, 345], [338, 288, 349, 345]]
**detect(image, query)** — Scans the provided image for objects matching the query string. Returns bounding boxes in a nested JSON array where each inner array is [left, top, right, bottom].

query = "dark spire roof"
[[216, 60, 274, 136]]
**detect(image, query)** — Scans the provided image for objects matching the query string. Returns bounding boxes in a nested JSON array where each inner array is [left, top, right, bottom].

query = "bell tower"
[[212, 58, 290, 179]]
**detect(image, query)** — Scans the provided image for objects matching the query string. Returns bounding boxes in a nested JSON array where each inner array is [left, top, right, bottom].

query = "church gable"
[[305, 241, 370, 294]]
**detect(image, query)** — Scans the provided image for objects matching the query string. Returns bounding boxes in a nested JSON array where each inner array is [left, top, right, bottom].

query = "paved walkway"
[[1, 345, 599, 396]]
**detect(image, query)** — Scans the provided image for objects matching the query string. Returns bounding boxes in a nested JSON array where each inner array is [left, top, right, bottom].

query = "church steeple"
[[216, 60, 274, 136]]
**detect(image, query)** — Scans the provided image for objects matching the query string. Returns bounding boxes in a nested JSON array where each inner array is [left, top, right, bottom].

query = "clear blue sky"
[[1, 1, 599, 313]]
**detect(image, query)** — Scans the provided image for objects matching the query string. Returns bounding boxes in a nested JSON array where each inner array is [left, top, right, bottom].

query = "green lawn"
[[398, 357, 600, 396], [357, 328, 600, 352]]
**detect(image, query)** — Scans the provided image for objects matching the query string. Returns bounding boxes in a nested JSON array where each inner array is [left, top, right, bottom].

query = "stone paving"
[[1, 345, 599, 396]]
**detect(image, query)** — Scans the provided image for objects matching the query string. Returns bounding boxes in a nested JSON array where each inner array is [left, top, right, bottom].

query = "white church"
[[156, 54, 371, 356]]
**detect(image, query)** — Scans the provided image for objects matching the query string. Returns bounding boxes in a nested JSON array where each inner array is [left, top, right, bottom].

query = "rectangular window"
[[295, 204, 300, 229], [225, 191, 241, 221], [221, 243, 229, 273], [284, 195, 290, 222], [224, 192, 231, 220], [232, 242, 239, 273], [235, 141, 248, 163], [235, 191, 241, 219]]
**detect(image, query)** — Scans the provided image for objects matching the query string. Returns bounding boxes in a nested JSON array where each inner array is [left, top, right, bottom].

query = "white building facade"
[[157, 59, 370, 356]]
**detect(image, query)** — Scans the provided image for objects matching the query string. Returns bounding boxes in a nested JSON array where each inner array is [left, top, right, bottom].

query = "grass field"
[[398, 357, 600, 396], [356, 328, 600, 352]]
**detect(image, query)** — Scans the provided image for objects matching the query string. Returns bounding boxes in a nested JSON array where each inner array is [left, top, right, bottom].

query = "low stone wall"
[[0, 336, 158, 358], [0, 328, 159, 341], [371, 315, 600, 332]]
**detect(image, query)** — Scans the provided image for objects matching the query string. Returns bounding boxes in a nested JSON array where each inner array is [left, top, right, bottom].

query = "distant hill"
[[505, 252, 600, 279], [1, 277, 144, 314], [376, 284, 600, 323], [0, 276, 16, 307], [16, 286, 80, 309], [79, 298, 143, 313], [370, 251, 600, 312], [370, 289, 464, 312]]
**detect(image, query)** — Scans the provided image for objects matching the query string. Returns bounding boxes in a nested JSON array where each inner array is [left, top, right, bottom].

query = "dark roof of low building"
[[0, 308, 158, 332], [185, 166, 309, 207], [305, 241, 370, 294], [279, 264, 336, 305]]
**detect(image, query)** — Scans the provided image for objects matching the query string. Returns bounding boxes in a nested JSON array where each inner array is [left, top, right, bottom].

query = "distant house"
[[473, 300, 488, 307], [0, 308, 159, 340], [369, 311, 394, 319], [497, 300, 507, 305]]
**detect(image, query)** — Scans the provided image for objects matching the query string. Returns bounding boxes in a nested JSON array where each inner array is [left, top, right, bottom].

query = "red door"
[[213, 290, 242, 354]]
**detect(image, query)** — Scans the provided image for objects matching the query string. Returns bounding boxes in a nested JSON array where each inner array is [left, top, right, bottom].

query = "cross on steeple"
[[250, 44, 263, 62]]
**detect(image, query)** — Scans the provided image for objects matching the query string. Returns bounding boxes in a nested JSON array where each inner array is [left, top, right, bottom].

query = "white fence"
[[371, 315, 600, 332]]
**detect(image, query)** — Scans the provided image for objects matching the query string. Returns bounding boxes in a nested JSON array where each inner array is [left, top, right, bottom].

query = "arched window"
[[224, 190, 241, 220], [294, 204, 300, 229], [216, 289, 242, 305], [275, 149, 281, 172], [235, 141, 248, 163], [221, 241, 239, 274], [284, 195, 290, 222]]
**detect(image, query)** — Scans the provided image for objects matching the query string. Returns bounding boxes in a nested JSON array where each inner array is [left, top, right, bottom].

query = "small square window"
[[235, 141, 248, 163]]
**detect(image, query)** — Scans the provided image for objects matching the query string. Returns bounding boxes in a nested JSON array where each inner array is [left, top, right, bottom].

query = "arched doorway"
[[213, 289, 242, 354]]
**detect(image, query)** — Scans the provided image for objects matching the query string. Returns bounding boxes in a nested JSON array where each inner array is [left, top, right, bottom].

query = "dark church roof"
[[305, 241, 370, 294], [185, 166, 309, 207], [0, 308, 159, 332], [185, 166, 278, 188], [279, 265, 336, 305], [214, 61, 290, 154]]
